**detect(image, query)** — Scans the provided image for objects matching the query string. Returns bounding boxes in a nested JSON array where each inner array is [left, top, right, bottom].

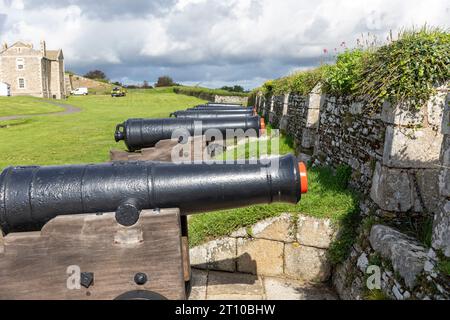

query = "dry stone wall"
[[285, 94, 307, 145], [270, 95, 285, 129], [315, 97, 385, 192]]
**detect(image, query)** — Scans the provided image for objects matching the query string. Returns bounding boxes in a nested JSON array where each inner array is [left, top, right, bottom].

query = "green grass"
[[0, 89, 205, 169], [0, 96, 64, 117], [215, 125, 294, 161], [365, 289, 391, 300], [437, 254, 450, 276]]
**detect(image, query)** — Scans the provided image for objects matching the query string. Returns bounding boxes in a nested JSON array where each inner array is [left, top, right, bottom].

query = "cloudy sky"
[[0, 0, 448, 89]]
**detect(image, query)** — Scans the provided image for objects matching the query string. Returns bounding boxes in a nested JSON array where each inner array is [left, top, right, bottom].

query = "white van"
[[71, 87, 89, 95], [0, 82, 11, 96]]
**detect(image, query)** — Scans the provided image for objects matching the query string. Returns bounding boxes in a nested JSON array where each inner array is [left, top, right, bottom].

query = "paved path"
[[189, 269, 338, 300], [0, 100, 81, 121]]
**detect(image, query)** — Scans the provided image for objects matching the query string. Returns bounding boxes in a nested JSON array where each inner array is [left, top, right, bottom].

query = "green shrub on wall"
[[290, 66, 328, 95], [322, 49, 368, 96], [256, 26, 449, 111], [355, 27, 449, 110]]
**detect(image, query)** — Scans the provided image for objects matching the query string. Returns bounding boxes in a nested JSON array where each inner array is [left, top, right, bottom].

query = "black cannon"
[[115, 116, 265, 152], [0, 154, 308, 234], [171, 110, 254, 119]]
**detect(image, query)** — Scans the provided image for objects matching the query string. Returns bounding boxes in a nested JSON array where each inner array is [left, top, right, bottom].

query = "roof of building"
[[0, 41, 63, 60], [45, 50, 62, 61], [10, 41, 33, 48]]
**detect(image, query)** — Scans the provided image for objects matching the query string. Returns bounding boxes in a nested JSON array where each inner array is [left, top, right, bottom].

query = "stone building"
[[0, 41, 66, 99]]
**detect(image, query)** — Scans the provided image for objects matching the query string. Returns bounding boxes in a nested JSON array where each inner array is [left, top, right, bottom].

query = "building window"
[[16, 58, 24, 70], [18, 78, 25, 89]]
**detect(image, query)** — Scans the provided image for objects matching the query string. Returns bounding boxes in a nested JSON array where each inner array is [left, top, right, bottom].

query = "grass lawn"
[[0, 88, 205, 169], [0, 96, 64, 117], [0, 89, 359, 255]]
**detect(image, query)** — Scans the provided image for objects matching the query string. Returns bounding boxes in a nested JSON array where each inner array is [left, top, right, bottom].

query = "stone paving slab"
[[189, 268, 338, 300], [206, 270, 264, 300], [263, 277, 338, 300]]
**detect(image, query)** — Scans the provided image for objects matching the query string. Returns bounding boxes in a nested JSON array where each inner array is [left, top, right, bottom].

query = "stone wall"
[[256, 83, 449, 300], [285, 94, 307, 146], [315, 97, 385, 192], [270, 95, 285, 129], [190, 213, 336, 283], [432, 88, 450, 257], [333, 224, 449, 300]]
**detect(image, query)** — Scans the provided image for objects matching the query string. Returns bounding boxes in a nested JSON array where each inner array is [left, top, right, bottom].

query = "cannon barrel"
[[0, 154, 307, 234], [115, 116, 265, 151], [171, 110, 254, 119]]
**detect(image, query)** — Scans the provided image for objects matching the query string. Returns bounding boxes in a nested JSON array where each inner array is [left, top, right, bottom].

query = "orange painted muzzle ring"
[[298, 162, 308, 194]]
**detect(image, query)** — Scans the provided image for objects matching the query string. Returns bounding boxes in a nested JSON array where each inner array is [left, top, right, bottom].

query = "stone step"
[[189, 268, 338, 300]]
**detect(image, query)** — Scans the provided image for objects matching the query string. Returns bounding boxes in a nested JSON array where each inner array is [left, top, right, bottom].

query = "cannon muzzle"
[[0, 154, 307, 234], [115, 116, 264, 151]]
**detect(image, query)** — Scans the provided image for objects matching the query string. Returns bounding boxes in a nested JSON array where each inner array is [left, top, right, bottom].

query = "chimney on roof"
[[1, 43, 7, 51], [40, 40, 46, 57]]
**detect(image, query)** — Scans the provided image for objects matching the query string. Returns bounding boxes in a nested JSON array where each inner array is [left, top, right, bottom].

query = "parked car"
[[71, 87, 89, 95], [0, 82, 11, 96], [111, 87, 126, 97]]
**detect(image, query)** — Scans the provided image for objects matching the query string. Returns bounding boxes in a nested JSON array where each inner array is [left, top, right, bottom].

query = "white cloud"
[[0, 0, 448, 89]]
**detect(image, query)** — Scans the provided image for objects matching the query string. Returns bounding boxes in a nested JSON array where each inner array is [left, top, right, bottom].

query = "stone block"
[[383, 125, 443, 168], [301, 128, 315, 149], [349, 102, 363, 115], [230, 227, 248, 238], [263, 277, 337, 300], [427, 87, 447, 129], [188, 269, 208, 300], [279, 115, 289, 131], [282, 94, 290, 115], [250, 213, 295, 242], [296, 215, 336, 249], [381, 101, 425, 126], [415, 169, 441, 214], [236, 238, 284, 276], [206, 271, 263, 300], [284, 243, 331, 282], [432, 201, 450, 257], [305, 107, 321, 128], [369, 225, 428, 289], [370, 162, 413, 212], [189, 237, 236, 272], [439, 136, 450, 197]]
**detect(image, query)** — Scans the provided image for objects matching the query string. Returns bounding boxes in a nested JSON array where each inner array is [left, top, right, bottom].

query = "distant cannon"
[[115, 116, 265, 152], [0, 154, 307, 234]]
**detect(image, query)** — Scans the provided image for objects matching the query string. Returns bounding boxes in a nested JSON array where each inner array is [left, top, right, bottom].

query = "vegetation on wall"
[[355, 27, 449, 110], [173, 86, 249, 97], [256, 26, 449, 111]]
